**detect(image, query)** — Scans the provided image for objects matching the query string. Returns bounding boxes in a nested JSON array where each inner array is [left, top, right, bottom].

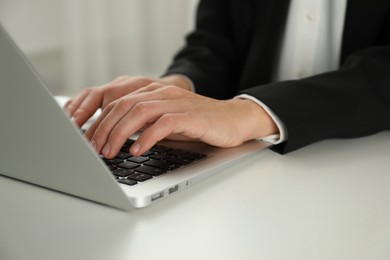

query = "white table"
[[1, 132, 390, 260]]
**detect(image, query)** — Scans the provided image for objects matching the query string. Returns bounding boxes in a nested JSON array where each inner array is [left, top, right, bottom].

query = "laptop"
[[0, 23, 271, 210]]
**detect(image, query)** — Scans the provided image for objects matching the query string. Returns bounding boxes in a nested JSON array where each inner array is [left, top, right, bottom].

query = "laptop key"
[[118, 178, 137, 186], [103, 158, 123, 165], [128, 156, 149, 164], [150, 145, 172, 153], [112, 168, 133, 177], [118, 161, 139, 170], [109, 140, 208, 186], [165, 157, 193, 166], [120, 145, 131, 153], [108, 165, 118, 171], [149, 153, 170, 161], [134, 165, 167, 176], [142, 150, 154, 157], [115, 152, 132, 160], [127, 172, 153, 182], [144, 159, 180, 171]]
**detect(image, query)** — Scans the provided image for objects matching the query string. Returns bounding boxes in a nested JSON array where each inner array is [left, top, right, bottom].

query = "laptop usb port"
[[168, 185, 179, 194], [151, 192, 164, 202]]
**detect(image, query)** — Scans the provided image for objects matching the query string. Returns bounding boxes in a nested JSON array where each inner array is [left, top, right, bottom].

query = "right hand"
[[82, 85, 278, 158], [65, 76, 163, 127]]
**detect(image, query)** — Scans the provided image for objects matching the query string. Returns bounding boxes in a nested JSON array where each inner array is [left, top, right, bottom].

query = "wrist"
[[230, 98, 279, 142]]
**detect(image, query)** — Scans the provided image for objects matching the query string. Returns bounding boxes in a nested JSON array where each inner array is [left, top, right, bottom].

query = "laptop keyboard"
[[102, 139, 207, 186]]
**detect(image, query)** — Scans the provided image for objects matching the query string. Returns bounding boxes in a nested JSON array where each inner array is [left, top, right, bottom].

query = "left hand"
[[85, 83, 278, 158]]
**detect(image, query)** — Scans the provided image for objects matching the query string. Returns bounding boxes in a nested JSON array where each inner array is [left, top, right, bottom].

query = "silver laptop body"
[[0, 24, 270, 210]]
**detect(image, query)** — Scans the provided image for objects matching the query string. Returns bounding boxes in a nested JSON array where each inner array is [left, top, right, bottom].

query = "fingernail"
[[102, 143, 111, 156], [131, 143, 140, 154]]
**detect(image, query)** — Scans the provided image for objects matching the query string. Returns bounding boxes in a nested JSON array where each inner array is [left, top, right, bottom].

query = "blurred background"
[[0, 0, 198, 96]]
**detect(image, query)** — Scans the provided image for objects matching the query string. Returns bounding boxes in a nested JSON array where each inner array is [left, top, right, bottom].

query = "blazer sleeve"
[[240, 45, 390, 154], [163, 0, 239, 99]]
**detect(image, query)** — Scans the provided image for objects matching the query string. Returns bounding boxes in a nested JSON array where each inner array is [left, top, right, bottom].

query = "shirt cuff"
[[235, 94, 288, 145]]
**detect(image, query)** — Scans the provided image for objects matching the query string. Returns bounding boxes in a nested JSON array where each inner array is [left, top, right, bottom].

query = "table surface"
[[1, 131, 390, 260]]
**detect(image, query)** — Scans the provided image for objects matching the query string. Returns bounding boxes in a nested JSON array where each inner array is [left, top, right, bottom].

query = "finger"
[[98, 100, 182, 158], [88, 99, 134, 156], [84, 101, 115, 141], [68, 77, 130, 126], [65, 89, 90, 117], [71, 90, 104, 127], [99, 76, 138, 107], [130, 113, 199, 156], [64, 98, 73, 110], [88, 86, 188, 151], [79, 76, 136, 130]]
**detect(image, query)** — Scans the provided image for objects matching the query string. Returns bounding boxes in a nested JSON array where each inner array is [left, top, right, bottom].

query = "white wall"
[[0, 0, 198, 96]]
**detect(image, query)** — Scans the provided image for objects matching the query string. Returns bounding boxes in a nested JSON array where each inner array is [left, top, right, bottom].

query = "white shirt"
[[275, 0, 348, 81], [238, 0, 347, 144]]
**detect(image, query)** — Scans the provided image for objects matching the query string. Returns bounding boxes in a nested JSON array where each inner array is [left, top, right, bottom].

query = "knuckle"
[[128, 76, 153, 86], [114, 98, 132, 112], [142, 82, 164, 92], [132, 102, 149, 115], [147, 82, 163, 89], [105, 101, 116, 111], [164, 85, 182, 95], [159, 114, 176, 125]]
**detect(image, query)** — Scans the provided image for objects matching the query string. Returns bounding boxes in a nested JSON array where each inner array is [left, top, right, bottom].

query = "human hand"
[[64, 76, 157, 127], [84, 83, 278, 158], [64, 75, 191, 127]]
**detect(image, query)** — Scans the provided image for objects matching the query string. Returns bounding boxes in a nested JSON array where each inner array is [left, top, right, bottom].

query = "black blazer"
[[165, 0, 390, 153]]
